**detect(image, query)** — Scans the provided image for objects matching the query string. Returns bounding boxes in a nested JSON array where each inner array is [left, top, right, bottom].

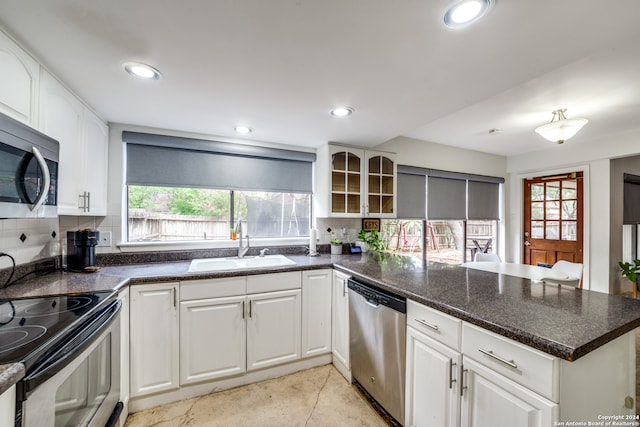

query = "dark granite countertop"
[[2, 250, 639, 394], [0, 363, 25, 395], [333, 253, 640, 361]]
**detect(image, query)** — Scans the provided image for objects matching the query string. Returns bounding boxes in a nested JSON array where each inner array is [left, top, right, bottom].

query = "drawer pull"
[[478, 348, 518, 369], [415, 319, 439, 331]]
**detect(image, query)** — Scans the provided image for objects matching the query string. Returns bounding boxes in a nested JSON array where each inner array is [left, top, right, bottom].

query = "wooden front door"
[[523, 172, 583, 265]]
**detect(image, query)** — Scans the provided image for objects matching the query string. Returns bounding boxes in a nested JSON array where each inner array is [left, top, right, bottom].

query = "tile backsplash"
[[0, 215, 365, 268], [0, 218, 59, 266]]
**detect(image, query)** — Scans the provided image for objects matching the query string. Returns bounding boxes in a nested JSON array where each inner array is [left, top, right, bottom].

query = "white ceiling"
[[1, 0, 639, 156]]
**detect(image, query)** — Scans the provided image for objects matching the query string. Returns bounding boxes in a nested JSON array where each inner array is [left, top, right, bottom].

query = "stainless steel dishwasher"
[[348, 278, 406, 425]]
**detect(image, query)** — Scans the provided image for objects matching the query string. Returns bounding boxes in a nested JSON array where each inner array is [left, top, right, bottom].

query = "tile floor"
[[124, 365, 389, 427], [126, 332, 640, 425]]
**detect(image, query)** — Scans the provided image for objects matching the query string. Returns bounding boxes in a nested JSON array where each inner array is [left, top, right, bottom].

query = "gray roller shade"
[[125, 132, 314, 193], [624, 174, 640, 224], [397, 173, 426, 219], [427, 177, 466, 220], [468, 181, 500, 220]]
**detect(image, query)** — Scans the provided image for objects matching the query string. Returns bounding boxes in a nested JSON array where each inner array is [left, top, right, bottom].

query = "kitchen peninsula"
[[1, 252, 639, 425]]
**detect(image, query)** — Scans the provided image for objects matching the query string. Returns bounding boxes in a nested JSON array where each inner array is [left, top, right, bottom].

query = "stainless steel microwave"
[[0, 112, 58, 218]]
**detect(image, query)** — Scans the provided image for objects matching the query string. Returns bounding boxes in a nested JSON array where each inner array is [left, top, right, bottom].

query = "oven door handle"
[[23, 299, 121, 395]]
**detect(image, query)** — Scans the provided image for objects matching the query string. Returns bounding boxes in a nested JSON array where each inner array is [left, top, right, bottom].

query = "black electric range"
[[0, 291, 117, 371]]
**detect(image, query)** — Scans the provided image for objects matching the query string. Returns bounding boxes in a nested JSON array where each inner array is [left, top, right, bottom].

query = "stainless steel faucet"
[[236, 219, 250, 258]]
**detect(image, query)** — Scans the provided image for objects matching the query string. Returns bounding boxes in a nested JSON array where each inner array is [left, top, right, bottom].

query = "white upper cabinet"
[[315, 143, 396, 218], [0, 29, 39, 125], [39, 70, 108, 216]]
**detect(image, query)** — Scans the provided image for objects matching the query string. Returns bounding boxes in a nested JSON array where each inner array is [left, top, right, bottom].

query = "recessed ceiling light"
[[330, 107, 354, 117], [444, 0, 491, 29], [123, 62, 161, 80], [234, 125, 253, 134]]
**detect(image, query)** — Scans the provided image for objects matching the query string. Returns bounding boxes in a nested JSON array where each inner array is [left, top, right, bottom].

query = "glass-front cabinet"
[[366, 153, 395, 215], [316, 144, 396, 218]]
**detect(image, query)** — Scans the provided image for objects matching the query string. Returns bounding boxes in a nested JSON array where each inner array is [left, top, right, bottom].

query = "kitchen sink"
[[187, 254, 296, 273]]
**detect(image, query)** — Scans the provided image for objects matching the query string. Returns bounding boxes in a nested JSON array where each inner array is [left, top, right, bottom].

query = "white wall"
[[375, 135, 509, 260], [506, 129, 640, 293], [375, 136, 507, 178]]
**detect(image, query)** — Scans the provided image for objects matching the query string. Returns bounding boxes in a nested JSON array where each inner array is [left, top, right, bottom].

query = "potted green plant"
[[357, 230, 387, 253], [619, 259, 640, 293], [330, 239, 343, 255]]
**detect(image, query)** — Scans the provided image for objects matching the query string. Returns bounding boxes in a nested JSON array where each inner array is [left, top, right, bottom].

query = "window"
[[386, 166, 503, 264], [123, 131, 314, 243], [127, 186, 310, 242]]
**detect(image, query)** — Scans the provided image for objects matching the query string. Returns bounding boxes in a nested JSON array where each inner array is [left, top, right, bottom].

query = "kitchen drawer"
[[407, 300, 461, 351], [462, 323, 560, 401], [180, 277, 246, 301], [247, 271, 301, 294]]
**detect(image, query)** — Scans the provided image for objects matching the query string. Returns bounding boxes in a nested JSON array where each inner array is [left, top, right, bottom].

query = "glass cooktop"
[[0, 291, 116, 370]]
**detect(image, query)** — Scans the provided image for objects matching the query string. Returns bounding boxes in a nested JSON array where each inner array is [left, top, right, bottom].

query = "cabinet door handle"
[[172, 288, 176, 309], [449, 359, 457, 389], [415, 319, 439, 331], [478, 348, 518, 369], [242, 300, 245, 319], [86, 191, 91, 212], [249, 300, 252, 318], [460, 366, 468, 397], [342, 280, 347, 297]]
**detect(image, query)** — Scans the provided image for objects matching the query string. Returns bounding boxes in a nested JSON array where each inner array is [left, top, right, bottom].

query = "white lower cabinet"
[[331, 270, 350, 380], [406, 300, 558, 427], [407, 300, 636, 426], [460, 357, 557, 427], [0, 385, 15, 427], [180, 295, 246, 385], [406, 326, 461, 427], [247, 289, 302, 371], [129, 283, 179, 397], [301, 269, 332, 357]]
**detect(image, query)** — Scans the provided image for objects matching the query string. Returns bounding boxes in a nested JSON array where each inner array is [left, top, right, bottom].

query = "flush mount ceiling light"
[[234, 125, 253, 134], [534, 109, 589, 144], [330, 107, 354, 117], [123, 62, 161, 80], [444, 0, 491, 29]]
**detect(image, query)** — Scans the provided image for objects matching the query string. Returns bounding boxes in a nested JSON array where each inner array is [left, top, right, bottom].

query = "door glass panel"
[[332, 193, 345, 213], [347, 153, 360, 172], [382, 196, 393, 214], [562, 180, 577, 199], [331, 172, 345, 192], [381, 157, 393, 174], [562, 221, 577, 241], [531, 183, 544, 201], [381, 176, 393, 194], [546, 201, 560, 220], [531, 202, 544, 220], [546, 181, 560, 200], [368, 195, 380, 213], [545, 221, 559, 240], [531, 221, 544, 238], [347, 173, 360, 193], [562, 200, 577, 220], [347, 194, 360, 213], [368, 175, 381, 194], [368, 156, 380, 174], [332, 152, 346, 171]]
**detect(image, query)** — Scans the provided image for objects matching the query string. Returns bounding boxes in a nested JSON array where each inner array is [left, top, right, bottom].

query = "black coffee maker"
[[67, 229, 100, 272]]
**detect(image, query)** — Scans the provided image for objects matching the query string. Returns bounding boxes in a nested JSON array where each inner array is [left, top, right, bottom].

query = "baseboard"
[[129, 353, 332, 413]]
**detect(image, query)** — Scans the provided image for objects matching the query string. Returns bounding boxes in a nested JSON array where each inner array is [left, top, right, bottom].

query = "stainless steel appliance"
[[348, 278, 406, 425], [0, 111, 58, 218], [0, 291, 122, 426], [67, 230, 100, 272]]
